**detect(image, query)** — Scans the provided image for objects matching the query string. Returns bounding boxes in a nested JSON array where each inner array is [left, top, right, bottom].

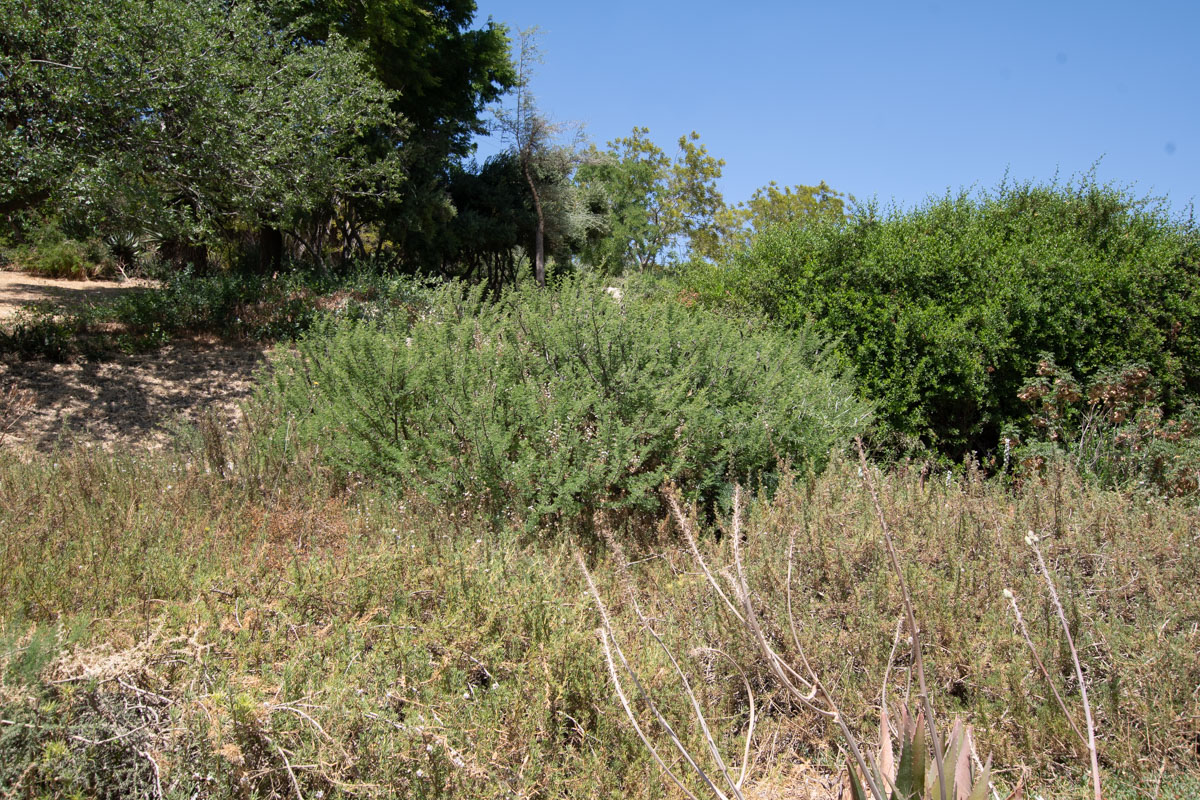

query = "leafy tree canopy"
[[575, 128, 725, 273], [272, 0, 515, 161], [267, 1, 516, 271], [705, 180, 848, 258], [1, 0, 404, 247]]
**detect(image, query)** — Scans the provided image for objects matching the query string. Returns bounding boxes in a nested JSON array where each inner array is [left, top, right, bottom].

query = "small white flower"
[[1025, 531, 1039, 546], [1002, 588, 1015, 600]]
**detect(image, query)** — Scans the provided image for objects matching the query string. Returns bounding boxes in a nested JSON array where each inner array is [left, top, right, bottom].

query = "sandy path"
[[0, 268, 157, 320], [1, 269, 271, 451]]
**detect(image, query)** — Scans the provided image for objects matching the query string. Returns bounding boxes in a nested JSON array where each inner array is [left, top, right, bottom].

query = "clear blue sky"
[[473, 0, 1198, 215]]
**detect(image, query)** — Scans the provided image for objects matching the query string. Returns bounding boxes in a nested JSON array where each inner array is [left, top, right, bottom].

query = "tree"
[[1, 0, 405, 267], [271, 0, 516, 267], [443, 153, 534, 294], [493, 29, 582, 287], [705, 180, 848, 258], [273, 0, 513, 164], [574, 128, 725, 273]]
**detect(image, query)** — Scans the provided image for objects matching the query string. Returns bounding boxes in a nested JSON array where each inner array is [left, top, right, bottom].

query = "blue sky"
[[473, 0, 1198, 215]]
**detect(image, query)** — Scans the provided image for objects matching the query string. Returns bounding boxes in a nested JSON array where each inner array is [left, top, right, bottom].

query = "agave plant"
[[849, 706, 1002, 800], [102, 230, 144, 276]]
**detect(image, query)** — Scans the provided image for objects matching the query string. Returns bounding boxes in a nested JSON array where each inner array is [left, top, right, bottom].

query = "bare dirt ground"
[[0, 268, 157, 320], [0, 269, 270, 451]]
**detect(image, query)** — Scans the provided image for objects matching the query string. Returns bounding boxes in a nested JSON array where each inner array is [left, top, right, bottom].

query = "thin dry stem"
[[668, 490, 746, 625], [691, 646, 757, 792], [580, 554, 729, 800], [630, 600, 744, 799], [602, 519, 744, 798], [1030, 537, 1103, 800], [140, 749, 164, 800], [1003, 591, 1088, 745], [729, 485, 888, 800], [267, 735, 304, 800], [599, 632, 709, 800], [856, 438, 947, 800]]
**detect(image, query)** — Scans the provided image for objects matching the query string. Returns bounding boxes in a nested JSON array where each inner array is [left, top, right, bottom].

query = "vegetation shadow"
[[0, 340, 267, 451]]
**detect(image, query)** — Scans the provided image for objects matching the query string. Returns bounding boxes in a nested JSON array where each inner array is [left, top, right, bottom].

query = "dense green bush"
[[687, 178, 1200, 458], [268, 278, 871, 528], [2, 218, 117, 279]]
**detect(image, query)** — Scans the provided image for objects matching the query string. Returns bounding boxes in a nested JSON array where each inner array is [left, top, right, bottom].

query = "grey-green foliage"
[[1, 0, 404, 240], [269, 278, 871, 528]]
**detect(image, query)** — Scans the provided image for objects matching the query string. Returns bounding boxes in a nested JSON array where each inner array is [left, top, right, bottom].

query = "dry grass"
[[0, 382, 34, 445], [1, 428, 1198, 798], [584, 458, 1200, 799]]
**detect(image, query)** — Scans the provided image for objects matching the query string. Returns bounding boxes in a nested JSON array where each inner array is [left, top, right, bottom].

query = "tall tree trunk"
[[259, 225, 284, 274], [163, 238, 209, 273], [522, 158, 546, 287]]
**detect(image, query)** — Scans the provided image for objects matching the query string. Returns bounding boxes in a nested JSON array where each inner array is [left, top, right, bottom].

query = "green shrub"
[[687, 178, 1200, 459], [0, 264, 436, 360], [8, 218, 116, 279], [268, 277, 871, 528], [0, 305, 79, 362], [112, 266, 433, 341], [28, 238, 90, 279]]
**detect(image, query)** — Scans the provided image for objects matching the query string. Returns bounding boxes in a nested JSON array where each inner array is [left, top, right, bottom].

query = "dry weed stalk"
[[855, 441, 947, 799], [1004, 533, 1103, 800], [0, 382, 34, 445], [579, 540, 756, 800], [583, 442, 1015, 800]]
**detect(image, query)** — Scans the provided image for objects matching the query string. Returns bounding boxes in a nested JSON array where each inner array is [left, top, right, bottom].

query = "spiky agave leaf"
[[848, 708, 1005, 800], [891, 709, 926, 800]]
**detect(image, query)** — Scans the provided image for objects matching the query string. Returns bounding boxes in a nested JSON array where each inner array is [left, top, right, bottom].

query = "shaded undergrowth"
[[0, 266, 433, 362]]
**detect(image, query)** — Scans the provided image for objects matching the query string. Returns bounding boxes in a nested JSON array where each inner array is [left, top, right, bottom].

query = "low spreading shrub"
[[0, 304, 80, 362], [3, 218, 118, 280], [268, 277, 872, 528], [686, 177, 1200, 460]]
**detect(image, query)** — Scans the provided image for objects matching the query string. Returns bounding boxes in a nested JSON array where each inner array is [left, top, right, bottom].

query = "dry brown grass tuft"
[[0, 381, 34, 445]]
